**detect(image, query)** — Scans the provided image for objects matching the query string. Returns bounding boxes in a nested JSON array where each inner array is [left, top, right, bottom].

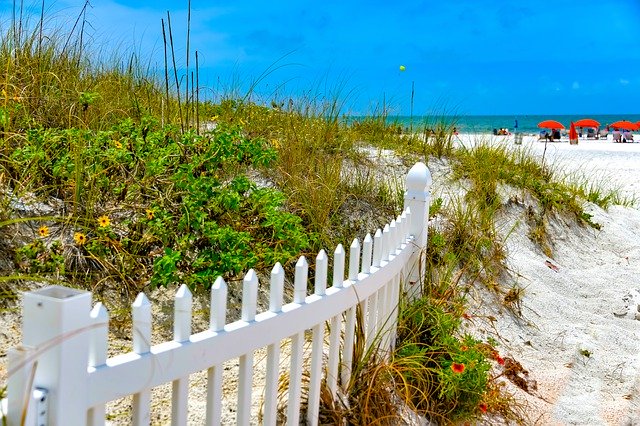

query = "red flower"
[[496, 355, 505, 365], [462, 312, 472, 320], [478, 402, 488, 413], [451, 362, 465, 374], [460, 345, 468, 352]]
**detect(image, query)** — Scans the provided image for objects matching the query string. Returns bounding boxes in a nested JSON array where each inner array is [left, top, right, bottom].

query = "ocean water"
[[354, 114, 640, 135]]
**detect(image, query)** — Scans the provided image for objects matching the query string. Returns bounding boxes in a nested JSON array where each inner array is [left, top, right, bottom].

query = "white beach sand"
[[449, 134, 640, 425]]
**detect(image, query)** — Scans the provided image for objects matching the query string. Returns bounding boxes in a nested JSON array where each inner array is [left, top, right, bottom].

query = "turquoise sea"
[[352, 114, 640, 135]]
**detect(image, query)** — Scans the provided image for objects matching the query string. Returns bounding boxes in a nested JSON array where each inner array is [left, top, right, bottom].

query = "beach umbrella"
[[609, 120, 639, 131], [537, 119, 565, 129], [574, 118, 600, 128], [569, 121, 578, 144]]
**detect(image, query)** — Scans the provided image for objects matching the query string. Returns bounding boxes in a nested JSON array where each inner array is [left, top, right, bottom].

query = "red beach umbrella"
[[569, 122, 578, 144], [537, 120, 565, 129], [573, 118, 600, 128], [609, 120, 639, 131]]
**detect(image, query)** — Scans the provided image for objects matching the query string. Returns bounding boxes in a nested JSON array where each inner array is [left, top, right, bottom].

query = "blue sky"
[[3, 0, 640, 115]]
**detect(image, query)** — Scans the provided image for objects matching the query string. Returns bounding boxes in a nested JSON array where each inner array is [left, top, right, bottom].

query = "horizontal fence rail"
[[3, 162, 432, 426]]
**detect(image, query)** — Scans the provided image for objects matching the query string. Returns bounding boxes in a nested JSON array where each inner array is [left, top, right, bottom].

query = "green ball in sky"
[[399, 65, 406, 71]]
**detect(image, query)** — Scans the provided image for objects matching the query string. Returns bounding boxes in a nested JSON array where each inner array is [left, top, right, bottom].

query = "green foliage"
[[395, 299, 491, 422], [15, 239, 65, 274], [8, 119, 309, 291]]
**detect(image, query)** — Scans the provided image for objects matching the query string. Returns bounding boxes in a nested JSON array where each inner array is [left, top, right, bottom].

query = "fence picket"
[[362, 233, 373, 274], [332, 244, 345, 289], [327, 244, 345, 398], [172, 285, 193, 425], [341, 239, 360, 389], [372, 228, 382, 268], [382, 224, 390, 262], [206, 277, 227, 425], [348, 238, 360, 281], [307, 250, 328, 425], [294, 256, 308, 304], [238, 270, 258, 426], [132, 293, 152, 426], [88, 303, 109, 426], [365, 290, 378, 352], [314, 250, 328, 296], [287, 257, 308, 424], [263, 264, 284, 425], [390, 219, 398, 253], [400, 210, 408, 244]]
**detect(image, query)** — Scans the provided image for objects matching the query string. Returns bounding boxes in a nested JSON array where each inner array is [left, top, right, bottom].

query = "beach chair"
[[586, 128, 596, 139], [598, 129, 608, 140], [613, 132, 622, 143]]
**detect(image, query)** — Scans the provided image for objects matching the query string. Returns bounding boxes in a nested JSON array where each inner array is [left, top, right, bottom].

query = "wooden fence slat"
[[263, 264, 284, 426], [237, 270, 258, 426], [390, 219, 398, 253], [382, 224, 390, 262], [327, 244, 345, 398], [362, 233, 373, 274], [388, 276, 399, 350], [314, 250, 328, 296], [287, 331, 304, 425], [206, 277, 228, 426], [287, 257, 309, 423], [210, 277, 228, 331], [400, 210, 408, 243], [365, 291, 378, 352], [332, 244, 345, 288], [384, 275, 396, 352], [88, 303, 109, 426], [341, 306, 356, 390], [294, 256, 308, 304], [341, 239, 360, 389], [372, 228, 382, 268], [132, 293, 152, 426], [348, 238, 360, 281], [172, 285, 192, 426], [307, 250, 328, 425]]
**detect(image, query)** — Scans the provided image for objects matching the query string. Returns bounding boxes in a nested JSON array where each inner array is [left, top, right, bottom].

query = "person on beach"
[[623, 131, 634, 143]]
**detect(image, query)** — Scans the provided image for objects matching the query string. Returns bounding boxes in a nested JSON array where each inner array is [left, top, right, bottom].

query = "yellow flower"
[[145, 209, 154, 220], [270, 139, 280, 149], [211, 115, 219, 121], [97, 215, 111, 227], [74, 232, 87, 245], [12, 95, 21, 102], [114, 140, 123, 149], [38, 225, 49, 237]]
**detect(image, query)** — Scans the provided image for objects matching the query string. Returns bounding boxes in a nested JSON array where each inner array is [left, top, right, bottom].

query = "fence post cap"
[[406, 162, 432, 192], [25, 285, 90, 301]]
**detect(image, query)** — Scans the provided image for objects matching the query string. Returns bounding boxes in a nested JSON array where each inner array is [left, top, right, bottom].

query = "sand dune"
[[451, 134, 640, 425]]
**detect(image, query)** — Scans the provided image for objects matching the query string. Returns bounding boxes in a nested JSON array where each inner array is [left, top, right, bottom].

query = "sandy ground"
[[451, 133, 640, 425], [2, 133, 640, 424]]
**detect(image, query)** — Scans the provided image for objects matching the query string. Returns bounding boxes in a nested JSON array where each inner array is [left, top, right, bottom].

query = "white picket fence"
[[2, 162, 432, 426]]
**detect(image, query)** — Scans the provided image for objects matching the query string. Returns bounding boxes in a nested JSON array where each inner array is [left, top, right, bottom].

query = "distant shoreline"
[[345, 114, 640, 135]]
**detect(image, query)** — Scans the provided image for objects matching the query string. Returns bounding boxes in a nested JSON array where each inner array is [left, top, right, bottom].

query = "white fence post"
[[403, 162, 432, 301], [7, 285, 92, 425]]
